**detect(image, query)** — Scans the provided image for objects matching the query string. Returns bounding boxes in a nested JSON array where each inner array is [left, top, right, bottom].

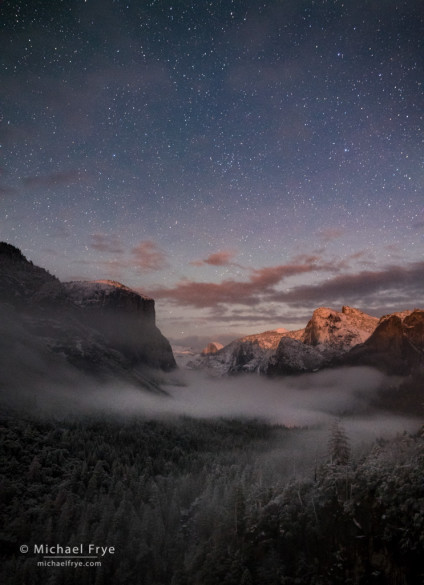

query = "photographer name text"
[[30, 544, 115, 557]]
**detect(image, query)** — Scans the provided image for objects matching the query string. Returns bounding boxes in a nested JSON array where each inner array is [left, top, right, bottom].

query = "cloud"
[[270, 261, 424, 307], [22, 170, 80, 189], [150, 260, 328, 308], [90, 233, 124, 254], [131, 241, 168, 271], [335, 250, 371, 269], [74, 239, 168, 280], [191, 250, 237, 267], [209, 306, 310, 326], [151, 256, 424, 316]]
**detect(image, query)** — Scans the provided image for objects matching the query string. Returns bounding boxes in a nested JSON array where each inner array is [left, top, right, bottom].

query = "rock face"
[[63, 280, 156, 321], [62, 280, 176, 373], [267, 306, 378, 375], [0, 243, 176, 396], [188, 307, 380, 376], [0, 242, 65, 306], [301, 306, 379, 355], [188, 328, 303, 375], [201, 342, 224, 356], [341, 310, 424, 374], [267, 338, 325, 376]]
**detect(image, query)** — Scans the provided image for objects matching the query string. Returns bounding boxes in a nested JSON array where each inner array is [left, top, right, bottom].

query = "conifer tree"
[[328, 419, 350, 466]]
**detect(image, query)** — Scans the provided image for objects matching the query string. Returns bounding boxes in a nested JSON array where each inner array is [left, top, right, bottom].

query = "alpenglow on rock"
[[201, 342, 224, 356], [186, 307, 380, 376], [187, 328, 303, 375], [301, 306, 379, 355]]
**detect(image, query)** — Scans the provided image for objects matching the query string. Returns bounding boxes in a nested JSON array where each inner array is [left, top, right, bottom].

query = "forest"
[[1, 410, 423, 585]]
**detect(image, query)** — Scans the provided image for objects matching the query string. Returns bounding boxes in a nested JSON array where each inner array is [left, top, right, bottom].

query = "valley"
[[1, 242, 424, 584]]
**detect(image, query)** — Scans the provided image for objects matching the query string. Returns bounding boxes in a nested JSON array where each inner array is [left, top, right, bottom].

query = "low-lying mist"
[[2, 361, 420, 453]]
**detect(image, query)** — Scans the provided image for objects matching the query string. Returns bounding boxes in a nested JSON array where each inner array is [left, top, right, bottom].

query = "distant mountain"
[[267, 306, 379, 376], [267, 337, 325, 376], [0, 243, 176, 400], [172, 345, 198, 368], [338, 309, 424, 374], [188, 305, 424, 377], [201, 342, 224, 356], [187, 328, 303, 375], [301, 306, 378, 355]]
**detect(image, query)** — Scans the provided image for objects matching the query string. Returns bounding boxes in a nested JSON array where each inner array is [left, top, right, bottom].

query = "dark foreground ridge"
[[1, 414, 423, 585]]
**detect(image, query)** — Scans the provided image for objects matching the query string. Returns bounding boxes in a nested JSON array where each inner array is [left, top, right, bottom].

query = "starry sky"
[[1, 0, 423, 347]]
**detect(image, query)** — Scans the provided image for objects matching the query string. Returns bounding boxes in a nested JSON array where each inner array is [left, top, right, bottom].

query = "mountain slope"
[[340, 309, 424, 374], [187, 327, 303, 375], [267, 337, 325, 375], [189, 306, 379, 376], [300, 306, 378, 354], [62, 280, 175, 372], [0, 243, 176, 401]]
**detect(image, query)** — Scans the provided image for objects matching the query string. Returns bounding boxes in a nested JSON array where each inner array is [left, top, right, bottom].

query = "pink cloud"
[[191, 250, 237, 267], [150, 260, 327, 308], [131, 241, 168, 271], [269, 261, 424, 307], [149, 258, 424, 312]]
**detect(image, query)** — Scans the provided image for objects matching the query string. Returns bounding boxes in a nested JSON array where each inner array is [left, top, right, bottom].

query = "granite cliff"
[[190, 306, 381, 376], [0, 243, 176, 398], [339, 309, 424, 374]]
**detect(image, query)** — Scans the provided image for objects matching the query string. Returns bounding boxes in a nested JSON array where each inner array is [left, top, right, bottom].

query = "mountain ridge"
[[188, 305, 424, 376], [0, 243, 176, 399]]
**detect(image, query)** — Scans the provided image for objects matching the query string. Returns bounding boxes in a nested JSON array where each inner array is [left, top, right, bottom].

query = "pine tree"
[[328, 419, 350, 466]]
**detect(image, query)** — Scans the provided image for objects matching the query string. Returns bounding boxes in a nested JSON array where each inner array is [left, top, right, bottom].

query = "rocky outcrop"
[[341, 310, 424, 374], [64, 280, 156, 321], [0, 243, 176, 396], [0, 242, 65, 307], [201, 342, 224, 356], [301, 306, 378, 355], [188, 307, 379, 377], [188, 328, 303, 375], [62, 280, 176, 372], [267, 337, 325, 376], [264, 305, 379, 376]]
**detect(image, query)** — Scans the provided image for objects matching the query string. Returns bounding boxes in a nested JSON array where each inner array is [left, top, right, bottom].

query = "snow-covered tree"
[[328, 419, 351, 466]]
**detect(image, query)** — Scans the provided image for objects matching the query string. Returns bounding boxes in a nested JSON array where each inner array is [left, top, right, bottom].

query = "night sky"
[[1, 0, 423, 346]]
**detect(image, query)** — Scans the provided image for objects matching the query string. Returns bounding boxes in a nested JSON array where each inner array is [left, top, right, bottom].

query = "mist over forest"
[[2, 356, 421, 443], [2, 367, 424, 585], [2, 353, 424, 584]]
